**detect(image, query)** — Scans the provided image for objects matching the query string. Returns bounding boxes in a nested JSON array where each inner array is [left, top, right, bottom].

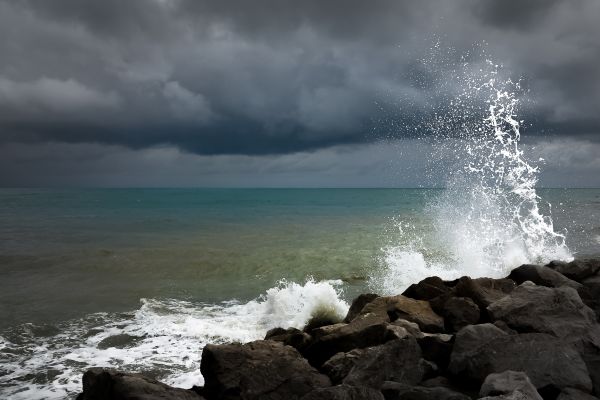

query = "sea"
[[0, 187, 599, 399]]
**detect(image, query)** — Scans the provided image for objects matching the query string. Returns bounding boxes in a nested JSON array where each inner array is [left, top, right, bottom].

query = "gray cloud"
[[0, 0, 599, 185]]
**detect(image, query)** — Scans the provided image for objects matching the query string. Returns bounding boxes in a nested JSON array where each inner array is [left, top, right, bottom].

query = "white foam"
[[0, 279, 348, 400], [377, 59, 573, 293]]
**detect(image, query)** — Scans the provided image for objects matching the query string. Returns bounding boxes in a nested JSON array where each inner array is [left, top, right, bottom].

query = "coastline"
[[76, 258, 600, 400]]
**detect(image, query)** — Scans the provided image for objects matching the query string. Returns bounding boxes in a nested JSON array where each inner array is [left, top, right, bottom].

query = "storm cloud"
[[0, 0, 599, 185]]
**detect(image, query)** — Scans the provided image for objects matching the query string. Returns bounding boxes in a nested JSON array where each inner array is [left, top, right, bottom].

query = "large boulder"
[[416, 333, 454, 371], [403, 276, 452, 301], [453, 277, 516, 309], [200, 340, 331, 400], [479, 371, 542, 400], [507, 264, 581, 289], [300, 384, 384, 400], [487, 282, 597, 338], [77, 368, 204, 400], [321, 349, 366, 384], [449, 329, 592, 393], [264, 327, 312, 352], [441, 297, 480, 332], [355, 295, 444, 333], [546, 259, 600, 282], [303, 316, 399, 366], [344, 293, 380, 323], [381, 381, 470, 400], [342, 336, 425, 389], [557, 388, 600, 400], [580, 275, 600, 321]]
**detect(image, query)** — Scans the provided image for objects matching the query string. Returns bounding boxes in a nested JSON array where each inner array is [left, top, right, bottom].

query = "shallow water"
[[0, 187, 599, 398]]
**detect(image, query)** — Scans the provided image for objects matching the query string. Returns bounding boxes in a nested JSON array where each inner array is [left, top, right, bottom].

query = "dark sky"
[[1, 0, 599, 187]]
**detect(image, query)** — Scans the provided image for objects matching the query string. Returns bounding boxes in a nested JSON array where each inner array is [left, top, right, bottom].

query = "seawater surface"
[[0, 187, 599, 399]]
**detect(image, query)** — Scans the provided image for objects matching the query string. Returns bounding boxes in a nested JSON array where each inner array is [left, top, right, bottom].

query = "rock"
[[343, 336, 425, 389], [453, 277, 516, 310], [557, 388, 600, 400], [381, 381, 470, 400], [580, 275, 600, 320], [417, 333, 454, 370], [403, 276, 452, 301], [78, 368, 203, 400], [447, 323, 508, 375], [303, 316, 397, 366], [547, 259, 600, 282], [96, 334, 146, 350], [321, 349, 366, 384], [391, 319, 424, 338], [487, 283, 596, 338], [356, 295, 444, 333], [300, 384, 384, 400], [200, 340, 331, 400], [264, 327, 312, 352], [479, 371, 542, 400], [441, 297, 480, 332], [507, 264, 581, 289], [344, 293, 380, 323], [449, 331, 592, 392]]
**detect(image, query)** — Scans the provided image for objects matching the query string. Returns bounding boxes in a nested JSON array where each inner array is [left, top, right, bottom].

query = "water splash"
[[0, 279, 348, 400], [376, 57, 572, 293]]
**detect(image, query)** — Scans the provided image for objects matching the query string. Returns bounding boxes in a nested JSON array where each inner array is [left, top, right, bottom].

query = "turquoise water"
[[0, 188, 599, 399]]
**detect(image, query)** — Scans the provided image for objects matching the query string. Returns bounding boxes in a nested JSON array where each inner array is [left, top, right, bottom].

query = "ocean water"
[[0, 187, 599, 399]]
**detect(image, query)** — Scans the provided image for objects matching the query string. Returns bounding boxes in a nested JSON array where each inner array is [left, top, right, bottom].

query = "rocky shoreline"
[[76, 258, 600, 400]]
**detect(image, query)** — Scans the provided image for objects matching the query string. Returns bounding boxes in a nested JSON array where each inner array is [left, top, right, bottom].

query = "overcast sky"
[[1, 0, 599, 187]]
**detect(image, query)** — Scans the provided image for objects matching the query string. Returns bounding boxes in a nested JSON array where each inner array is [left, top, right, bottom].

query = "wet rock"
[[343, 336, 425, 389], [453, 277, 516, 310], [479, 371, 542, 400], [580, 275, 600, 320], [321, 349, 366, 384], [417, 333, 454, 370], [546, 259, 600, 282], [557, 388, 600, 400], [403, 276, 451, 301], [304, 316, 405, 366], [97, 334, 146, 350], [300, 384, 384, 400], [449, 330, 592, 392], [507, 264, 581, 289], [441, 297, 480, 332], [264, 327, 312, 352], [391, 319, 424, 338], [381, 381, 470, 400], [355, 295, 444, 333], [487, 283, 596, 338], [344, 293, 380, 323], [200, 340, 331, 400], [78, 368, 203, 400]]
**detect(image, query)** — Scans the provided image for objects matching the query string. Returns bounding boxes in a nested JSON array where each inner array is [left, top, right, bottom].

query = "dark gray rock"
[[449, 330, 592, 392], [321, 349, 366, 384], [78, 368, 203, 400], [303, 316, 397, 366], [264, 327, 312, 352], [479, 371, 542, 400], [403, 276, 452, 301], [344, 293, 380, 323], [442, 297, 480, 332], [96, 334, 146, 350], [343, 336, 425, 389], [355, 295, 444, 333], [300, 384, 384, 400], [200, 340, 331, 400], [381, 381, 470, 400], [557, 388, 600, 400], [453, 277, 516, 310], [507, 264, 581, 289], [417, 333, 454, 370], [580, 275, 600, 321], [487, 282, 596, 338], [546, 259, 600, 282]]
